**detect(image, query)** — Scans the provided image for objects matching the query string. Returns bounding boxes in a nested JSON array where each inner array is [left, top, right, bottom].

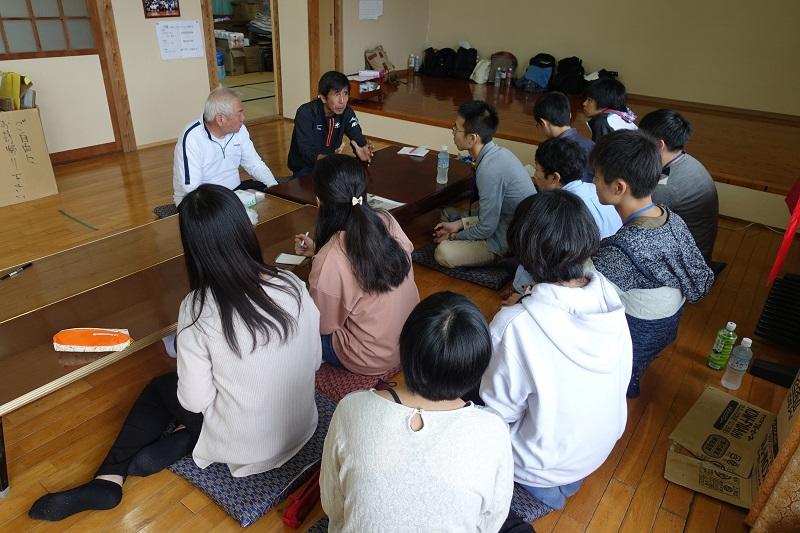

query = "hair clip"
[[352, 196, 363, 206]]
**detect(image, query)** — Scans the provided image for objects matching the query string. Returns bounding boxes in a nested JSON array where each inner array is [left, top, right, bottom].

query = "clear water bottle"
[[436, 145, 449, 184], [216, 49, 226, 80], [708, 321, 737, 370], [408, 53, 415, 75], [506, 66, 513, 85], [414, 55, 422, 72], [721, 338, 753, 390], [494, 68, 502, 87]]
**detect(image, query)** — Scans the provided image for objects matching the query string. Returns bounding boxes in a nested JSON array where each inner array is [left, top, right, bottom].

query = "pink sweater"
[[309, 213, 419, 375]]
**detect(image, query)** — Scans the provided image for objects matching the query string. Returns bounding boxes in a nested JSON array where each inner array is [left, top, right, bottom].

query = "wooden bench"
[[0, 198, 318, 495]]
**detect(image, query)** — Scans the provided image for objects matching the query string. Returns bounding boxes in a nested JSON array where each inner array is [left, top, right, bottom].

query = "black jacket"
[[287, 99, 367, 174]]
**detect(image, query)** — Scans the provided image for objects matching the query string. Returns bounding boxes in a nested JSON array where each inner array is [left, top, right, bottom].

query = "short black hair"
[[535, 137, 586, 185], [318, 71, 349, 96], [589, 130, 661, 198], [400, 292, 491, 402], [585, 78, 627, 111], [639, 109, 693, 151], [533, 91, 571, 127], [458, 100, 499, 144], [508, 190, 599, 284]]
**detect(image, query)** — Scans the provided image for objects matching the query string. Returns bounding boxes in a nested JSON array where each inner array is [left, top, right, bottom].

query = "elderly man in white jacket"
[[480, 189, 632, 510]]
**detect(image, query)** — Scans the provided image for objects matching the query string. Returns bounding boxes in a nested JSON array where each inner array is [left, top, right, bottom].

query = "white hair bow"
[[352, 196, 363, 206]]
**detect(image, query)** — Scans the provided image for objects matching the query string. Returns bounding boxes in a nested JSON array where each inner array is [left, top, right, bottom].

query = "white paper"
[[358, 70, 381, 78], [275, 253, 306, 265], [359, 0, 383, 20], [397, 146, 429, 157], [156, 20, 204, 61], [347, 74, 375, 82], [367, 193, 405, 210]]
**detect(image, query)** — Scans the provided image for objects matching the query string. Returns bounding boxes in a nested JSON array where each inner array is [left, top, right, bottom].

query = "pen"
[[300, 231, 309, 249], [0, 262, 32, 281]]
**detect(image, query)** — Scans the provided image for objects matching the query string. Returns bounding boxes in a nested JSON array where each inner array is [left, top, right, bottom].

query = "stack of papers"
[[397, 146, 429, 157], [367, 194, 405, 210]]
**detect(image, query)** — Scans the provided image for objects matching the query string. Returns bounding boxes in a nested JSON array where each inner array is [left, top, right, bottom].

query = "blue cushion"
[[411, 242, 515, 290], [168, 392, 336, 527]]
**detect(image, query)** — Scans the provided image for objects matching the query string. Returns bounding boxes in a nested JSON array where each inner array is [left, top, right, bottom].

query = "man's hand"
[[294, 233, 316, 257], [351, 139, 375, 163], [432, 220, 463, 243]]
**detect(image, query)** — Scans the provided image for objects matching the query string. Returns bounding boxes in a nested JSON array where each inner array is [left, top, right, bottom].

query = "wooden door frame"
[[308, 0, 342, 99], [202, 0, 283, 120]]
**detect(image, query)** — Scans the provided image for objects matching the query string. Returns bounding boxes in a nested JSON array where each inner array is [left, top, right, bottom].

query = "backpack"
[[422, 47, 457, 77], [451, 46, 478, 79], [515, 53, 556, 92], [551, 56, 585, 95], [470, 58, 492, 84], [489, 51, 518, 80]]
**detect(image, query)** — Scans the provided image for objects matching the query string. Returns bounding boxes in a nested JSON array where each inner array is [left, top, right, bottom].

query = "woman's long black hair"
[[178, 184, 301, 355], [313, 154, 411, 293]]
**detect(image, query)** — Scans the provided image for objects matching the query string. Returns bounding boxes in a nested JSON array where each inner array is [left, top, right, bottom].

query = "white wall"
[[111, 0, 211, 147], [0, 56, 114, 153], [426, 0, 800, 116], [277, 0, 311, 119], [341, 0, 430, 74]]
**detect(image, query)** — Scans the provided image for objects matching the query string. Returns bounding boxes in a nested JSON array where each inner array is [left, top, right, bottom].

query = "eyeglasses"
[[452, 126, 468, 135]]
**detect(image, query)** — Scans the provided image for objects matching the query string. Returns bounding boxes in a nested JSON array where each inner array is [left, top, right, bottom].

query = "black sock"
[[28, 479, 122, 521], [127, 430, 194, 477]]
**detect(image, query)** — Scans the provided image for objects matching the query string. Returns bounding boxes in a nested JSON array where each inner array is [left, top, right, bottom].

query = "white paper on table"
[[397, 146, 429, 157], [367, 193, 405, 210], [359, 0, 382, 20], [275, 253, 306, 265], [347, 74, 375, 82]]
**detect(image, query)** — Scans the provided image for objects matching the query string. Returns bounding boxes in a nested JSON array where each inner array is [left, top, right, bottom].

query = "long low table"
[[0, 200, 318, 493], [267, 147, 474, 225]]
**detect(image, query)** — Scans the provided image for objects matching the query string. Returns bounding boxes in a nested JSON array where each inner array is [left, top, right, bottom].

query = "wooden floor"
[[1, 119, 799, 532], [354, 73, 800, 195]]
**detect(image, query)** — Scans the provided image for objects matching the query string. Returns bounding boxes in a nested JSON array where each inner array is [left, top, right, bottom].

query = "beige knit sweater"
[[176, 272, 322, 477]]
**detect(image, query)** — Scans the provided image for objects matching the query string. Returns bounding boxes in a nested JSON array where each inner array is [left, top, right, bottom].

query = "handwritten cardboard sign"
[[0, 108, 57, 208]]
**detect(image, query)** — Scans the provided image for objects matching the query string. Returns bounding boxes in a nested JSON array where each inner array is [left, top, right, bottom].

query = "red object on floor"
[[767, 177, 800, 286], [282, 468, 321, 529]]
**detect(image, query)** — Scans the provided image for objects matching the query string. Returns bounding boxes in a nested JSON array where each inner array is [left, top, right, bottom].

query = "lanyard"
[[624, 203, 655, 225]]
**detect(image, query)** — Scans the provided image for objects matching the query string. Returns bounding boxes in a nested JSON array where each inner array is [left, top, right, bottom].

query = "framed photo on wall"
[[143, 0, 181, 18]]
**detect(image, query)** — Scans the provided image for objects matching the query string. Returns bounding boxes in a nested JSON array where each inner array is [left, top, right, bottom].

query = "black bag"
[[451, 47, 478, 79], [421, 47, 457, 77], [551, 56, 586, 95], [420, 47, 437, 75]]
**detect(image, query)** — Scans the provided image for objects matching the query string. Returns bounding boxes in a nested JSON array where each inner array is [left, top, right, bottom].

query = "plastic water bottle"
[[506, 66, 513, 85], [414, 55, 421, 72], [408, 53, 415, 75], [494, 68, 502, 87], [721, 338, 753, 390], [436, 145, 449, 184], [708, 321, 737, 370], [216, 49, 226, 80]]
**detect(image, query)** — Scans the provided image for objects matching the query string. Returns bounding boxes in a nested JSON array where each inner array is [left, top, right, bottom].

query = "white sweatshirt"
[[480, 270, 632, 488], [320, 390, 514, 533]]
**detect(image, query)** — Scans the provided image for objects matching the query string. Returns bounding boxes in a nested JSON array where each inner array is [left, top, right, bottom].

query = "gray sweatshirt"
[[456, 141, 536, 255]]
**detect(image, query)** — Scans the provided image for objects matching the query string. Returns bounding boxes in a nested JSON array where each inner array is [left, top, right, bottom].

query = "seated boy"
[[639, 109, 719, 265], [590, 130, 714, 397], [583, 78, 637, 142], [534, 91, 595, 182], [511, 136, 621, 295], [433, 100, 535, 268], [288, 71, 374, 176], [481, 190, 632, 510]]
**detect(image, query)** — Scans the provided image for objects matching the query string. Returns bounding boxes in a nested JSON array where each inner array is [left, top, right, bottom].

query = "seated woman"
[[320, 292, 517, 532], [294, 154, 419, 376], [29, 184, 322, 521], [480, 190, 633, 510]]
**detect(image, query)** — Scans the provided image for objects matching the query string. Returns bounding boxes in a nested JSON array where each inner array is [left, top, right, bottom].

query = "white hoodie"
[[480, 270, 632, 488]]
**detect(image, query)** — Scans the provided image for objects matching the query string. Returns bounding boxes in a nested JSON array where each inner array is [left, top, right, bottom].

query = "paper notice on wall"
[[359, 0, 382, 20], [156, 20, 204, 60]]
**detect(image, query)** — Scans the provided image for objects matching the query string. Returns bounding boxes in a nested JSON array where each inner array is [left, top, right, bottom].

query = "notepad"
[[275, 253, 306, 265], [367, 194, 405, 210], [397, 146, 429, 157]]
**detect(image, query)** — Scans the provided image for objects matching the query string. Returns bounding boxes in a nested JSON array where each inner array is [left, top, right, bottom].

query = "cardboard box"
[[232, 0, 262, 21], [0, 108, 58, 208], [665, 370, 800, 508], [225, 49, 246, 76], [243, 46, 262, 73]]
